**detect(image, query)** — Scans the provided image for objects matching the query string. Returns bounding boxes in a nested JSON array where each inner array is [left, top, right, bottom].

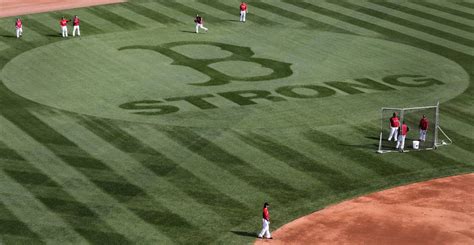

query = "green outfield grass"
[[0, 0, 473, 244]]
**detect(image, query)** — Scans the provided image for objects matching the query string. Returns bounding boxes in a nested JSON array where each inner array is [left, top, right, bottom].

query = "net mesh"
[[381, 106, 437, 151]]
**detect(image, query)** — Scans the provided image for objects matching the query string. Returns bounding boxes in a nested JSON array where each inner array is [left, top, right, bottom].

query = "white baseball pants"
[[419, 129, 427, 141], [396, 135, 406, 150], [195, 23, 208, 33], [61, 26, 68, 37], [16, 28, 22, 38], [258, 219, 271, 239], [73, 26, 80, 36], [240, 11, 247, 22], [388, 126, 398, 141]]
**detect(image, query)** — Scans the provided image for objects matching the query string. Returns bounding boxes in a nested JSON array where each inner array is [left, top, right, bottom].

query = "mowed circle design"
[[1, 28, 469, 128]]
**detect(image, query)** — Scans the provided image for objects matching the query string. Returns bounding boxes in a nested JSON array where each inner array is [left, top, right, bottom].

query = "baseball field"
[[0, 0, 473, 244]]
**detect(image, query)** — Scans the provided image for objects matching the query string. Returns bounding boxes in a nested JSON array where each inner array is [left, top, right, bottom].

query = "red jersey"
[[73, 17, 80, 26], [400, 124, 409, 136], [390, 116, 400, 127], [60, 19, 69, 27], [262, 207, 269, 221], [16, 20, 22, 28], [419, 118, 429, 130], [240, 3, 247, 11]]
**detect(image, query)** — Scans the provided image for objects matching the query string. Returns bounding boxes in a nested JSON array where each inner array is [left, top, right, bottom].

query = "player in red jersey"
[[418, 115, 429, 142], [387, 112, 400, 141], [15, 18, 23, 38], [60, 17, 70, 38], [72, 15, 80, 37], [396, 121, 409, 152], [194, 14, 208, 33], [258, 202, 272, 239], [240, 2, 248, 22]]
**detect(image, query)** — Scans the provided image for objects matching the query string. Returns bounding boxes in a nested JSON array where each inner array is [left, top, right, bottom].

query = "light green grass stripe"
[[95, 4, 152, 29], [216, 130, 324, 191], [403, 1, 474, 26], [372, 1, 474, 33], [359, 1, 474, 46], [366, 1, 474, 39], [0, 19, 47, 43], [322, 1, 474, 55], [197, 0, 278, 25], [32, 110, 223, 239], [0, 173, 87, 244], [281, 0, 380, 37], [0, 114, 170, 244], [121, 2, 180, 25], [139, 1, 194, 25], [22, 14, 61, 36], [125, 124, 262, 206], [440, 1, 474, 16], [155, 0, 224, 23], [0, 234, 44, 245]]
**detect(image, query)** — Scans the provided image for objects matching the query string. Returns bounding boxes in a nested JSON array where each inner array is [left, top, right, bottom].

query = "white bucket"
[[413, 140, 420, 150]]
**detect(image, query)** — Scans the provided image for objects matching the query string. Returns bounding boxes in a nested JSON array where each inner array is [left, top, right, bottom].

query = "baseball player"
[[387, 112, 400, 141], [194, 14, 208, 33], [258, 202, 272, 239], [15, 18, 23, 38], [240, 2, 248, 22], [396, 121, 409, 152], [72, 15, 80, 37], [419, 115, 429, 142], [60, 17, 70, 37]]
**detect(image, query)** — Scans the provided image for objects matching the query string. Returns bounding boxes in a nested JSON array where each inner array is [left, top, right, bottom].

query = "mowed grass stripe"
[[34, 111, 217, 244], [0, 171, 88, 243], [162, 127, 305, 204], [121, 2, 181, 25], [442, 104, 474, 125], [403, 1, 474, 26], [156, 0, 223, 23], [86, 6, 144, 30], [370, 0, 474, 33], [281, 0, 379, 37], [336, 0, 474, 48], [410, 0, 474, 20], [250, 0, 351, 33], [456, 1, 474, 9], [237, 131, 362, 192], [197, 0, 278, 25], [78, 117, 246, 228], [0, 114, 167, 244], [320, 0, 473, 63], [0, 202, 44, 242], [304, 130, 410, 176]]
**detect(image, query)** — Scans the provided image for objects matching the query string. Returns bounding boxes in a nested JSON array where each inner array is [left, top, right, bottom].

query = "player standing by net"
[[194, 14, 208, 33], [72, 15, 80, 37], [388, 112, 400, 142], [419, 115, 429, 142], [15, 18, 23, 38], [60, 17, 70, 38], [258, 202, 272, 239], [240, 2, 248, 22], [396, 121, 409, 152]]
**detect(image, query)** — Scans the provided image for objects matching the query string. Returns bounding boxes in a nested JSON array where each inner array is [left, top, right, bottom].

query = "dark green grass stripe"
[[86, 7, 144, 30], [155, 0, 223, 23], [312, 1, 473, 67], [4, 170, 59, 187], [0, 202, 43, 240], [74, 229, 130, 245], [121, 2, 181, 24], [410, 0, 474, 20], [0, 146, 25, 161], [48, 13, 103, 35], [304, 130, 409, 176], [328, 0, 474, 47], [55, 155, 110, 170], [441, 128, 474, 153], [197, 0, 278, 25], [442, 105, 474, 125], [238, 132, 362, 192], [0, 27, 35, 49], [162, 127, 305, 204], [78, 118, 248, 225], [37, 198, 96, 217], [369, 0, 474, 32], [249, 0, 351, 33]]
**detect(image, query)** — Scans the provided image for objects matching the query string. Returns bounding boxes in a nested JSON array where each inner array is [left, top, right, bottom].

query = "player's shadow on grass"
[[0, 34, 17, 38], [339, 143, 379, 150], [231, 230, 257, 238], [180, 30, 197, 33], [45, 34, 62, 38], [226, 19, 241, 22]]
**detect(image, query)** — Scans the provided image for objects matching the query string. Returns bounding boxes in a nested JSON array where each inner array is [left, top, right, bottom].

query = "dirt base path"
[[256, 173, 474, 244], [0, 0, 125, 18]]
